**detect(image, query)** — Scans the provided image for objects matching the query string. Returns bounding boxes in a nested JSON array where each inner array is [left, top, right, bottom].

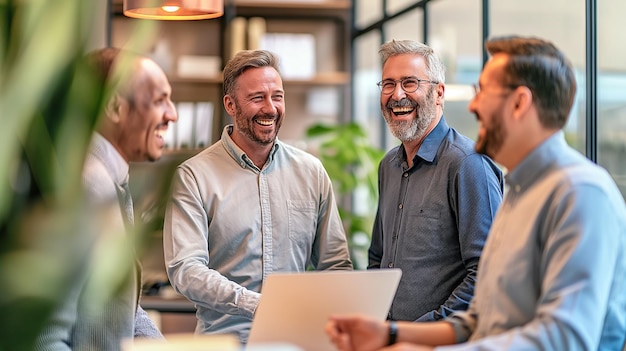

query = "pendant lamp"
[[124, 0, 223, 20]]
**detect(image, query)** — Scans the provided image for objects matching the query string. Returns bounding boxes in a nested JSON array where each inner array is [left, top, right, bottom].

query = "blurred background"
[[2, 0, 624, 343]]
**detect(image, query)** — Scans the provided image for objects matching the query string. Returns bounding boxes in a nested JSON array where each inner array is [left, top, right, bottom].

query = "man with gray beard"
[[368, 40, 503, 323]]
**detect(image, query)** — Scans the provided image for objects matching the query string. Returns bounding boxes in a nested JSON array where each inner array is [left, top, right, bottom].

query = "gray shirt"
[[163, 125, 352, 343], [443, 132, 626, 350], [35, 133, 162, 351]]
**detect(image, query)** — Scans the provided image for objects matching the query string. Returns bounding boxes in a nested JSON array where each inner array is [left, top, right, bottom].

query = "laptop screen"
[[247, 269, 402, 351]]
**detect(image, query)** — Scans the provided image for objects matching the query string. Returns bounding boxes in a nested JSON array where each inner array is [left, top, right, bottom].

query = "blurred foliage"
[[306, 122, 385, 269], [0, 1, 154, 349], [0, 1, 104, 349]]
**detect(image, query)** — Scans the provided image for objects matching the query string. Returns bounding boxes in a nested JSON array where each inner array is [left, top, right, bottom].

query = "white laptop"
[[246, 269, 402, 351]]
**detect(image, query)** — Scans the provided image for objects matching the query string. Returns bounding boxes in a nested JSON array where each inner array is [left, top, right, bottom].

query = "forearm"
[[417, 265, 477, 322], [395, 320, 457, 346], [167, 261, 260, 319]]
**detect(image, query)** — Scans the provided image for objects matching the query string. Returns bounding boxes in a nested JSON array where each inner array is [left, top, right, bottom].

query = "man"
[[368, 39, 503, 322], [35, 47, 178, 350], [162, 49, 353, 344], [326, 36, 626, 351]]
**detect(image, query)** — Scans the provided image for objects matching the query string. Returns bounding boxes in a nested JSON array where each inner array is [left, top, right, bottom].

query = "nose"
[[261, 96, 278, 115], [468, 94, 478, 114], [391, 81, 407, 100], [166, 100, 178, 122]]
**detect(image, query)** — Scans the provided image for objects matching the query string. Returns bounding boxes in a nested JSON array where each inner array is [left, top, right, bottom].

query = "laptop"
[[246, 269, 402, 351]]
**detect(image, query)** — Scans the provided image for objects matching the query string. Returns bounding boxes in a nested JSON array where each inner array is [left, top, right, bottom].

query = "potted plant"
[[306, 122, 385, 269]]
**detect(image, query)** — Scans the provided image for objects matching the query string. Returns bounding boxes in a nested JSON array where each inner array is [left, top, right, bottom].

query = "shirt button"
[[403, 172, 408, 178], [387, 262, 394, 268], [515, 185, 521, 192], [398, 204, 403, 209]]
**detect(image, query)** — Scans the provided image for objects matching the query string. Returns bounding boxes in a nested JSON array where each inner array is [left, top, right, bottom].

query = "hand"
[[326, 315, 388, 351]]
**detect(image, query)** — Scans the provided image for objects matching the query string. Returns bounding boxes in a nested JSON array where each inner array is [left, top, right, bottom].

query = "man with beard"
[[326, 36, 626, 351], [163, 49, 353, 344], [368, 39, 503, 323]]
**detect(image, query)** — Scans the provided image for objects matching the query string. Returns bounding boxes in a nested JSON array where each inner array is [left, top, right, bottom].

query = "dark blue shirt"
[[368, 117, 503, 322]]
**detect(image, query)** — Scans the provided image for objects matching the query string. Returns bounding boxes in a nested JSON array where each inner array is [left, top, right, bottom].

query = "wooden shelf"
[[112, 0, 352, 146], [169, 75, 223, 84], [232, 0, 350, 18], [169, 71, 348, 86], [112, 0, 351, 16], [234, 0, 351, 10], [284, 72, 349, 85]]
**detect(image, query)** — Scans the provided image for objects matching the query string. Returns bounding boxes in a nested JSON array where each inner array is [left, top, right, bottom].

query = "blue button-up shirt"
[[442, 132, 626, 350], [369, 117, 504, 322]]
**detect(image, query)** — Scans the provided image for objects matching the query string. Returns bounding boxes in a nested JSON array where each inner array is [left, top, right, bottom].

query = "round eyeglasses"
[[377, 77, 438, 95]]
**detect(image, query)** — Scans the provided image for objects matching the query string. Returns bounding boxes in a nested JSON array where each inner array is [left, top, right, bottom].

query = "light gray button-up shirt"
[[163, 126, 352, 343]]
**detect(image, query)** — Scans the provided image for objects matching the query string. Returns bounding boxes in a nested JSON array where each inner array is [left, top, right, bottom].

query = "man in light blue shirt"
[[163, 49, 352, 344], [326, 36, 626, 351]]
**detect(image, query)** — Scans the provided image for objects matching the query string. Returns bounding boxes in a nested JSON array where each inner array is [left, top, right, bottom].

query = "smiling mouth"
[[155, 128, 167, 139], [391, 106, 415, 115], [255, 118, 275, 126]]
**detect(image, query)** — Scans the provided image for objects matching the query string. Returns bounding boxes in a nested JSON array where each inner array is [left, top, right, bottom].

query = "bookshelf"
[[110, 0, 352, 151]]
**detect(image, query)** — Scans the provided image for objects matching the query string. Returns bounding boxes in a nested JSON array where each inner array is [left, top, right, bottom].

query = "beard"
[[233, 103, 282, 146], [475, 110, 506, 158], [382, 87, 437, 143]]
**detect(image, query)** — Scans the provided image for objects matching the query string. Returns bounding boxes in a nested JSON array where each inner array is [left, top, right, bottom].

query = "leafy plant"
[[0, 1, 157, 349], [306, 122, 385, 269]]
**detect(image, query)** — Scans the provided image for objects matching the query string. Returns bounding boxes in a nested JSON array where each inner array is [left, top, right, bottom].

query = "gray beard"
[[383, 107, 436, 142]]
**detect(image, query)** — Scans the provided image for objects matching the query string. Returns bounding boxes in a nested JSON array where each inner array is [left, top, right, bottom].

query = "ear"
[[512, 86, 533, 120], [224, 94, 236, 116], [104, 94, 126, 124], [436, 83, 445, 105]]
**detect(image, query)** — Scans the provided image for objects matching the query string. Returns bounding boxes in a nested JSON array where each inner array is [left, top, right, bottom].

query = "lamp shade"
[[124, 0, 223, 20]]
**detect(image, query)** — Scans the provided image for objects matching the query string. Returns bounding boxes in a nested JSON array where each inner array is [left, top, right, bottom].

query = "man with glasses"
[[368, 39, 504, 323], [327, 36, 626, 351]]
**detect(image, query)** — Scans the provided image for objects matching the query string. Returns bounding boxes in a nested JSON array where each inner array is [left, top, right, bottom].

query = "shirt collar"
[[90, 132, 129, 185], [505, 131, 569, 193], [220, 125, 280, 169], [392, 116, 450, 165]]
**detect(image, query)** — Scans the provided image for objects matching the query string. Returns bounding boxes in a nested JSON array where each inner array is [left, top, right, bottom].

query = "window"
[[598, 0, 626, 196]]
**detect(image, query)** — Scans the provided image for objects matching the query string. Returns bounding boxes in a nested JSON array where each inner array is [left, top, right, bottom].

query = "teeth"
[[155, 129, 167, 139], [256, 119, 274, 126], [392, 106, 414, 114]]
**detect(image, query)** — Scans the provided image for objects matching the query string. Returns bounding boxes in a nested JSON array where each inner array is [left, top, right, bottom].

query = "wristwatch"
[[388, 320, 398, 345]]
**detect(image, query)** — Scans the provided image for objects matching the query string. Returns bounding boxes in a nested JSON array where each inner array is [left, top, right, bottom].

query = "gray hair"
[[379, 40, 446, 84]]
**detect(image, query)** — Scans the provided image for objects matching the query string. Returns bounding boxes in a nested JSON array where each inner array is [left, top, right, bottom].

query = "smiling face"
[[469, 54, 515, 162], [380, 54, 443, 143], [116, 58, 177, 162], [224, 66, 285, 151]]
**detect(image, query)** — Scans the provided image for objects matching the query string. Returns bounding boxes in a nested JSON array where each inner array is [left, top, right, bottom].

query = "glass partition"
[[354, 31, 384, 147], [429, 0, 482, 142], [491, 0, 587, 154], [598, 0, 626, 196], [355, 0, 383, 28]]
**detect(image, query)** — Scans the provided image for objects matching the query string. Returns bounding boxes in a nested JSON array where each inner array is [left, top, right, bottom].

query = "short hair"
[[378, 39, 446, 84], [84, 47, 143, 105], [85, 47, 121, 86], [485, 36, 576, 129], [222, 50, 281, 97]]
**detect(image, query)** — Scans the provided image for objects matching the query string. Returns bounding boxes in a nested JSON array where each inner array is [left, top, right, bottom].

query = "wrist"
[[387, 320, 398, 346]]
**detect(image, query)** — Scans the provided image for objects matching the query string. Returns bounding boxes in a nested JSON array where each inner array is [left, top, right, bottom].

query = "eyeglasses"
[[472, 83, 519, 97], [377, 77, 438, 95]]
